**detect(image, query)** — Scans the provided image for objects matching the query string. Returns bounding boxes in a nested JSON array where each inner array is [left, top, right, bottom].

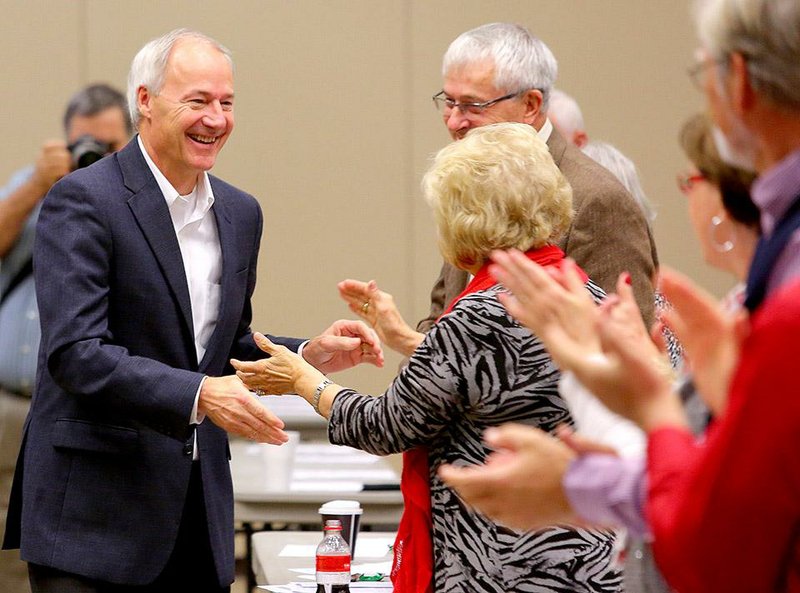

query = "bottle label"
[[316, 555, 351, 572], [316, 570, 351, 584]]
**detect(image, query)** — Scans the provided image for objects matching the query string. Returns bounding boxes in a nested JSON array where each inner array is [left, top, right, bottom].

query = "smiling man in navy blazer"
[[3, 29, 382, 593]]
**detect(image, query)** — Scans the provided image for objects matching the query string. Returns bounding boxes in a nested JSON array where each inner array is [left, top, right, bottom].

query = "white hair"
[[548, 88, 585, 139], [694, 0, 800, 110], [442, 23, 558, 110], [127, 28, 234, 128], [582, 141, 657, 223]]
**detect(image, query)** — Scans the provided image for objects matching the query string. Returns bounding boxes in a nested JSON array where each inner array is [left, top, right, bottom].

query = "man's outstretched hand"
[[302, 319, 384, 373], [198, 375, 288, 444]]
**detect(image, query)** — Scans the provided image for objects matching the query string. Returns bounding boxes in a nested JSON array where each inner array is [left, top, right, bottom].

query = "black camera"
[[68, 135, 111, 169]]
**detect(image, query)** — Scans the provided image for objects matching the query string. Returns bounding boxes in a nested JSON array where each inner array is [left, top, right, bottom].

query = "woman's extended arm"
[[232, 325, 463, 456]]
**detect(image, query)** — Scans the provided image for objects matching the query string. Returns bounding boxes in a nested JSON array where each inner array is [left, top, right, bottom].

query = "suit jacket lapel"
[[546, 126, 568, 168], [198, 179, 235, 372], [118, 140, 195, 347]]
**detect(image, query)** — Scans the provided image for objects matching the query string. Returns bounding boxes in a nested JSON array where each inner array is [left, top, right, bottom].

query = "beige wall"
[[1, 0, 727, 393]]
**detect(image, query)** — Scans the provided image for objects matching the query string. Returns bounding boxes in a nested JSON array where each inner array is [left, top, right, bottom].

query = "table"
[[231, 439, 403, 590], [231, 440, 403, 526], [252, 531, 395, 586]]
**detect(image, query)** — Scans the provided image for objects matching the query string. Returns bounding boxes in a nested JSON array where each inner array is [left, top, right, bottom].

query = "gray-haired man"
[[341, 23, 658, 360]]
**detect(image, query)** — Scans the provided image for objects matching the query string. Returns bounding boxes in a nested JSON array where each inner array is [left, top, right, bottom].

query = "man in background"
[[419, 23, 658, 330], [341, 23, 658, 359], [548, 87, 589, 147], [0, 83, 131, 592]]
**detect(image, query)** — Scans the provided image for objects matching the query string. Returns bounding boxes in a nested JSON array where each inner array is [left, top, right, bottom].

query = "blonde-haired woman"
[[233, 123, 621, 593]]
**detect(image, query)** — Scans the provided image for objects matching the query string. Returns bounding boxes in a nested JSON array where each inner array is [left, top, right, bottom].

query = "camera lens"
[[69, 135, 112, 169]]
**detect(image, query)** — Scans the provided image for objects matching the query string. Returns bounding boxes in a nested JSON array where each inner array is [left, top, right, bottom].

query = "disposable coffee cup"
[[319, 499, 363, 556]]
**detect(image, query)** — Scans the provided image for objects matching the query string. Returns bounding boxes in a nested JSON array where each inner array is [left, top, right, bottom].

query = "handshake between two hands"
[[200, 319, 384, 445]]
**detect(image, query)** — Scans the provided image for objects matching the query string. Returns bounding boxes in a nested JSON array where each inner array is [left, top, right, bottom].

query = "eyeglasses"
[[687, 54, 726, 90], [687, 61, 712, 90], [432, 90, 523, 115], [677, 172, 706, 194]]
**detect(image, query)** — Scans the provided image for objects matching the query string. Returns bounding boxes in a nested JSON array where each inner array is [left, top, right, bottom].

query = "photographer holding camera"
[[0, 83, 130, 592]]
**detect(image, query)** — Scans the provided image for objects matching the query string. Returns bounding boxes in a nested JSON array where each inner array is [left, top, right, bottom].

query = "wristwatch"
[[312, 378, 333, 415]]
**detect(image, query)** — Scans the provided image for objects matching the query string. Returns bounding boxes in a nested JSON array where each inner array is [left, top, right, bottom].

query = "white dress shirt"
[[537, 117, 554, 143], [138, 136, 221, 455]]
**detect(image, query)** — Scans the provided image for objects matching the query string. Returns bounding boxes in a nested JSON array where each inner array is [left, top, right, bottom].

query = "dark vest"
[[744, 193, 800, 312]]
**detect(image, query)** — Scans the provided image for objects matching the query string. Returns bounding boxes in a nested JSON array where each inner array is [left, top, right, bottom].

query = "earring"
[[710, 215, 736, 253]]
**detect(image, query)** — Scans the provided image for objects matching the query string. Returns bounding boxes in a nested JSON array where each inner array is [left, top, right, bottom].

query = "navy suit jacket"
[[3, 138, 303, 586]]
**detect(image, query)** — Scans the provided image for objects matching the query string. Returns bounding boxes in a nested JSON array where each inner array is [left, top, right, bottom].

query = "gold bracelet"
[[312, 378, 333, 415]]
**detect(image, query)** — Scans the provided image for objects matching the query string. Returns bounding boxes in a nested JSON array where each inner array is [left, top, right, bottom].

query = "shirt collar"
[[751, 147, 800, 236], [137, 135, 215, 215], [537, 118, 554, 143]]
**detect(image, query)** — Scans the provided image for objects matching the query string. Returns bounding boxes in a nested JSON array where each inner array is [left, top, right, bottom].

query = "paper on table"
[[287, 567, 314, 579], [258, 584, 311, 592], [279, 544, 316, 558], [355, 538, 394, 558], [274, 566, 392, 590], [259, 584, 314, 592]]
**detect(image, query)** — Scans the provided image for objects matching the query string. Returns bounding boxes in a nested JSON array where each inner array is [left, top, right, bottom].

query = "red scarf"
[[391, 245, 581, 592]]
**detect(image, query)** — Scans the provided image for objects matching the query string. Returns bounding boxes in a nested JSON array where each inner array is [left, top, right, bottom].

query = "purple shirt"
[[564, 454, 650, 539], [563, 147, 800, 535], [751, 147, 800, 295]]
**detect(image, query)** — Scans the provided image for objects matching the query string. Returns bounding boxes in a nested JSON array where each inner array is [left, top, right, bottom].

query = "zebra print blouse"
[[328, 283, 622, 593]]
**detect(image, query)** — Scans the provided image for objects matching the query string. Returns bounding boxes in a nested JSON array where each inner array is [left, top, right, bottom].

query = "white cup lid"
[[319, 499, 363, 515]]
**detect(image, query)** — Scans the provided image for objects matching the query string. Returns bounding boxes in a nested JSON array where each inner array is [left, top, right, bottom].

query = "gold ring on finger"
[[361, 301, 370, 314]]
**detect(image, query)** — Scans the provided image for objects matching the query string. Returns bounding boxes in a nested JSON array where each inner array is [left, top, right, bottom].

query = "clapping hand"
[[657, 267, 747, 416], [489, 249, 602, 362], [338, 279, 425, 357], [490, 249, 683, 431]]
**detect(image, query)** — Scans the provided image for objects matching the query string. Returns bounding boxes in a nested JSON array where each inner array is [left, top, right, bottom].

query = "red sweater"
[[647, 278, 800, 593]]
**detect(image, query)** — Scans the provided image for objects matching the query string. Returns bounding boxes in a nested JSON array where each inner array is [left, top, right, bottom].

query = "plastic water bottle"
[[316, 519, 351, 593]]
